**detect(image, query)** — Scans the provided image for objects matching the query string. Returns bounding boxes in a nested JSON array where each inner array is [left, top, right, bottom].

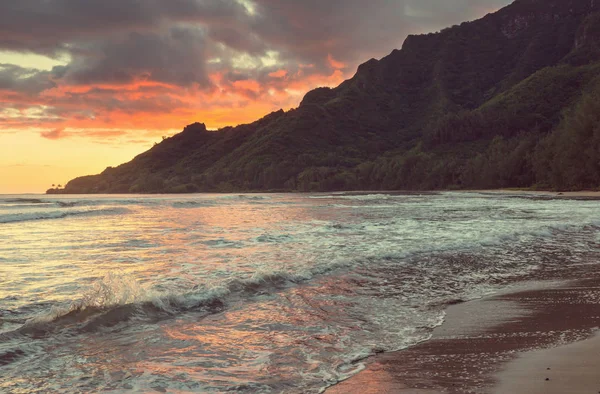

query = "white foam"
[[0, 207, 130, 224]]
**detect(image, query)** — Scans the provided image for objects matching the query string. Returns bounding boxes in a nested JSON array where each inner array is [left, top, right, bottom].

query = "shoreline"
[[39, 189, 600, 199], [327, 276, 600, 394], [2, 187, 599, 198], [469, 189, 600, 199]]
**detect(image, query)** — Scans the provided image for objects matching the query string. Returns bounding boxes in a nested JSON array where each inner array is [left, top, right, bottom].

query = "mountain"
[[53, 0, 600, 194]]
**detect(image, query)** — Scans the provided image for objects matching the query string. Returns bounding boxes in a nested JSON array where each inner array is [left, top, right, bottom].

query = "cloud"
[[0, 0, 513, 78], [0, 0, 250, 53], [327, 54, 346, 70], [0, 63, 57, 94], [40, 127, 130, 142], [269, 69, 287, 78], [208, 26, 266, 55], [64, 27, 212, 87], [0, 0, 513, 143], [40, 128, 66, 140]]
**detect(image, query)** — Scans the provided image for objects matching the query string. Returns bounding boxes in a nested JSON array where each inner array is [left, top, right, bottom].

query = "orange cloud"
[[40, 128, 66, 140], [269, 69, 288, 78], [327, 54, 347, 70], [2, 64, 355, 149], [287, 69, 347, 92], [232, 79, 261, 93]]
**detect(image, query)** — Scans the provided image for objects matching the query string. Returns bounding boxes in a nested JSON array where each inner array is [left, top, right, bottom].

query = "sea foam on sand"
[[327, 275, 600, 394]]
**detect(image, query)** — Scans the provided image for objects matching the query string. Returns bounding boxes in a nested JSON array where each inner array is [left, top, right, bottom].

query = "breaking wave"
[[218, 195, 272, 201], [0, 208, 131, 224], [0, 198, 46, 204], [171, 201, 216, 208], [309, 193, 438, 201], [15, 264, 347, 338], [12, 217, 585, 339]]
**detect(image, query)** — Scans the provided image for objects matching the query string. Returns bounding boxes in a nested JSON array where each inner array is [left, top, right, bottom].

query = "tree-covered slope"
[[55, 0, 600, 194]]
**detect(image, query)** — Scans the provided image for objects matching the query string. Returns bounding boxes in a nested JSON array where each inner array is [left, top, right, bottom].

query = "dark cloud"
[[0, 64, 56, 93], [53, 91, 187, 115], [64, 27, 212, 87], [208, 27, 265, 55], [224, 71, 253, 82], [248, 0, 513, 71], [0, 0, 249, 53], [0, 0, 513, 74]]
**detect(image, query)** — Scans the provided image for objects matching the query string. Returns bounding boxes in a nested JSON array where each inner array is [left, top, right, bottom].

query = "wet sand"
[[327, 278, 600, 394], [494, 333, 600, 394]]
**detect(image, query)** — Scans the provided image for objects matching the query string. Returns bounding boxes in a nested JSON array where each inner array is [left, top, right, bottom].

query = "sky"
[[0, 0, 512, 194]]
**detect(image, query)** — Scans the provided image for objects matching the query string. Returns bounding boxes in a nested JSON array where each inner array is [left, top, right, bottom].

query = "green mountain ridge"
[[53, 0, 600, 194]]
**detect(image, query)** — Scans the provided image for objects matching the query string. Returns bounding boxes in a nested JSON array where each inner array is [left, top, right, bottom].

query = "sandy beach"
[[327, 275, 600, 393]]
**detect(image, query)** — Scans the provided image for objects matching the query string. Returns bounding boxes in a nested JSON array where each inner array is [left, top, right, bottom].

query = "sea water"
[[1, 192, 599, 393]]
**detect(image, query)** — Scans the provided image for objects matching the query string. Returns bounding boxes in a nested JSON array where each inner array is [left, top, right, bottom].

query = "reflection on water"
[[1, 192, 600, 392]]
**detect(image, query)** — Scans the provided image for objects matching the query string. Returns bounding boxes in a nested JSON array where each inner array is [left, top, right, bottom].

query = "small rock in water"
[[545, 378, 550, 381]]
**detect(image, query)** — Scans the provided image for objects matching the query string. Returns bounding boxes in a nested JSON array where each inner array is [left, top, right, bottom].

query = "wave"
[[310, 192, 440, 201], [15, 263, 350, 338], [9, 214, 599, 339], [55, 201, 80, 207], [0, 198, 46, 204], [2, 197, 149, 209], [0, 348, 26, 366], [0, 203, 54, 210], [0, 207, 131, 224], [52, 199, 150, 208], [0, 199, 97, 209], [310, 194, 393, 200], [218, 195, 272, 201], [171, 201, 215, 208], [196, 238, 245, 248], [254, 234, 293, 243], [472, 191, 600, 201]]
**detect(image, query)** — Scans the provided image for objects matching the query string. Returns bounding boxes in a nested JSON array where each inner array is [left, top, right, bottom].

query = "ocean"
[[1, 192, 599, 393]]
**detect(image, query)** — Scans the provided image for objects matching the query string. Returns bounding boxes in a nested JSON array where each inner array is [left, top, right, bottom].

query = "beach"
[[328, 274, 600, 393]]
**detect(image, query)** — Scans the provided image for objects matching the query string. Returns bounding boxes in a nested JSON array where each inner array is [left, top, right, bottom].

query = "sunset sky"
[[0, 0, 511, 193]]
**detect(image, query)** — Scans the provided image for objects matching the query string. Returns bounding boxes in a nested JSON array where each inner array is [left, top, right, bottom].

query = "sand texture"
[[328, 279, 600, 393]]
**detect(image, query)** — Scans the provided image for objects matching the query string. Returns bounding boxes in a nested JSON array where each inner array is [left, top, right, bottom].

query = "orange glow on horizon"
[[1, 63, 354, 193]]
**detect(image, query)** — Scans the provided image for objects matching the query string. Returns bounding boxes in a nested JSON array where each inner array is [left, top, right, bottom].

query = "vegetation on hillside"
[[54, 0, 600, 194]]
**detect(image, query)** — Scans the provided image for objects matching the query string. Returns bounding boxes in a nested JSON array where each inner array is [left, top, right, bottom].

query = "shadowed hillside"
[[53, 0, 600, 194]]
